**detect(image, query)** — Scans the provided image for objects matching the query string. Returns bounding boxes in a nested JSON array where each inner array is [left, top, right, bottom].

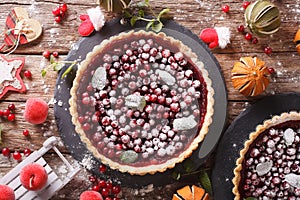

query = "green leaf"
[[171, 171, 181, 180], [146, 21, 154, 30], [41, 69, 47, 77], [137, 1, 149, 8], [183, 159, 196, 173], [151, 21, 163, 32], [130, 16, 138, 26], [50, 55, 55, 64], [120, 150, 138, 163], [199, 171, 213, 195], [157, 8, 170, 20], [123, 9, 132, 18], [53, 63, 64, 71], [138, 9, 145, 17], [61, 62, 77, 79]]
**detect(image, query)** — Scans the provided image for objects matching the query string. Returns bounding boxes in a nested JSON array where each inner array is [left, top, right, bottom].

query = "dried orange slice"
[[231, 56, 270, 97]]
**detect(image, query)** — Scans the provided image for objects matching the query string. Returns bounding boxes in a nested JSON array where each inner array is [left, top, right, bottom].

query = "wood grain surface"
[[0, 0, 300, 199]]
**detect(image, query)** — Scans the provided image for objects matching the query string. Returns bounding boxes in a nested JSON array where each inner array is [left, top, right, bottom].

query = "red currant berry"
[[23, 129, 30, 137], [112, 185, 121, 194], [13, 151, 22, 161], [0, 110, 3, 117], [112, 198, 120, 200], [52, 51, 59, 58], [24, 70, 32, 79], [222, 5, 230, 13], [55, 16, 62, 23], [252, 37, 258, 44], [52, 7, 60, 16], [106, 182, 113, 189], [105, 197, 112, 200], [59, 3, 68, 13], [24, 148, 31, 156], [8, 104, 15, 111], [43, 50, 51, 59], [2, 147, 10, 157], [237, 25, 245, 33], [101, 188, 110, 197], [92, 185, 100, 192], [264, 46, 272, 55], [7, 114, 15, 121], [3, 109, 10, 117], [245, 33, 252, 41], [268, 67, 275, 74], [242, 1, 251, 9], [99, 164, 107, 173]]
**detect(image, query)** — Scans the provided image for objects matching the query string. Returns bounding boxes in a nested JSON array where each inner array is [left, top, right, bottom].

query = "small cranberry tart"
[[69, 30, 214, 175], [232, 112, 300, 199]]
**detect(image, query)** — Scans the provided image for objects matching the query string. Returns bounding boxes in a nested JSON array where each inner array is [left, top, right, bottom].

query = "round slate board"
[[212, 93, 300, 199], [54, 18, 227, 187]]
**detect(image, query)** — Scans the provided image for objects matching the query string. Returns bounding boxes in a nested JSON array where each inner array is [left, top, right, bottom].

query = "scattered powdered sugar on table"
[[81, 154, 97, 170]]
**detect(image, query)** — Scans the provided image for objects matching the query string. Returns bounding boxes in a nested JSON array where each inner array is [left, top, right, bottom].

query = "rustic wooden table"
[[1, 0, 300, 199]]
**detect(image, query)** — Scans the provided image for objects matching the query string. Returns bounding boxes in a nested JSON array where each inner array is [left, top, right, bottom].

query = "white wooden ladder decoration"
[[0, 136, 81, 200]]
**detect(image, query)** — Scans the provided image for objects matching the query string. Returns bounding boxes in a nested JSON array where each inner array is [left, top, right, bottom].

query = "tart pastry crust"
[[69, 30, 214, 175], [232, 111, 300, 199]]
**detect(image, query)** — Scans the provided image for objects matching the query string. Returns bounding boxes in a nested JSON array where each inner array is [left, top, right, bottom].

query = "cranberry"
[[264, 46, 272, 55], [52, 7, 60, 16], [82, 123, 91, 131], [12, 151, 22, 161], [112, 185, 121, 194], [222, 5, 230, 13], [106, 181, 113, 189], [0, 110, 3, 117], [89, 176, 97, 183], [237, 25, 245, 33], [98, 180, 106, 188], [23, 129, 30, 137], [23, 148, 31, 156], [92, 185, 100, 191], [7, 114, 15, 121], [101, 188, 110, 197], [55, 16, 62, 23], [8, 104, 15, 111], [52, 51, 59, 58], [245, 33, 252, 40], [23, 70, 32, 79], [3, 109, 10, 117], [99, 164, 107, 173], [268, 67, 275, 74], [2, 147, 10, 157], [242, 1, 251, 9], [252, 37, 258, 44], [59, 3, 68, 13], [43, 50, 51, 59]]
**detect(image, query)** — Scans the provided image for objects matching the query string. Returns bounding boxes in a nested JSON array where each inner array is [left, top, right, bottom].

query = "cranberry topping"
[[75, 34, 208, 167]]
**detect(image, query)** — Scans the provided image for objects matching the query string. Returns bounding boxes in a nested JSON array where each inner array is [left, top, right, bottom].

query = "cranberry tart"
[[69, 30, 214, 175], [232, 111, 300, 199]]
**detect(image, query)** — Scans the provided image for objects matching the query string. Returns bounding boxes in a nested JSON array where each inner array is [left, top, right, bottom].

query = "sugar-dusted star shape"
[[0, 55, 26, 99]]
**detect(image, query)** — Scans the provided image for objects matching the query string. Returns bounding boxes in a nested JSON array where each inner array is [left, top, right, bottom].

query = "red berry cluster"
[[52, 3, 68, 23], [87, 164, 122, 200], [43, 50, 59, 59], [0, 104, 16, 122], [237, 25, 258, 44], [1, 147, 32, 161]]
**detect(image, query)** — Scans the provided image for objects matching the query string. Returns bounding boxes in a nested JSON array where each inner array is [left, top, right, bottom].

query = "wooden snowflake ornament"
[[0, 55, 26, 99]]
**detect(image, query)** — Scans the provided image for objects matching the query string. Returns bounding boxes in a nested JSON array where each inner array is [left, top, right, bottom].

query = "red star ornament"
[[0, 54, 26, 99]]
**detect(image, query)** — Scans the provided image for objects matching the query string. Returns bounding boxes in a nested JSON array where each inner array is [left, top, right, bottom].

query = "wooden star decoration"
[[0, 54, 26, 99]]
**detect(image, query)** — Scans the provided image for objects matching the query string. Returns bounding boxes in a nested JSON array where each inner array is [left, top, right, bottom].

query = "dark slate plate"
[[54, 18, 227, 187], [212, 93, 300, 199]]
